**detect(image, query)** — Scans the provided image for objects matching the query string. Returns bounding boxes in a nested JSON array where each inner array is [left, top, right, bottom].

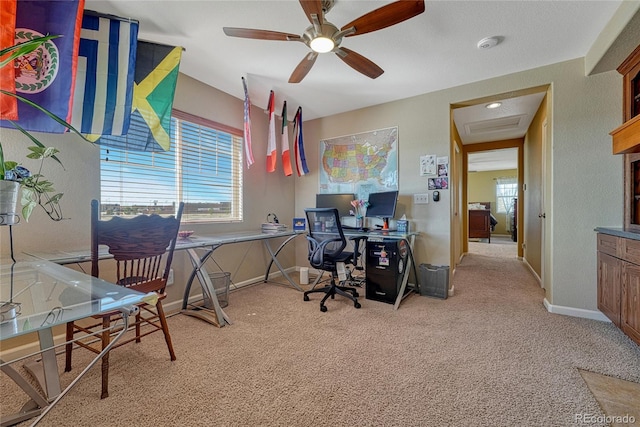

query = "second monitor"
[[315, 193, 355, 219], [366, 190, 399, 230]]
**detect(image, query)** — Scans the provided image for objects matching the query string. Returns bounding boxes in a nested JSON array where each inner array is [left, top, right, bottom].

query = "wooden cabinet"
[[596, 232, 640, 345], [611, 44, 640, 154], [622, 262, 640, 343]]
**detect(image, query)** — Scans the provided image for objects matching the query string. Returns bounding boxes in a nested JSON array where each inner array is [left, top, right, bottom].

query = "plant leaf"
[[0, 91, 93, 144], [0, 35, 60, 68]]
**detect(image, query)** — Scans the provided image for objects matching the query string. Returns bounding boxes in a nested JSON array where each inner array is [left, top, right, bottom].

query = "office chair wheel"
[[354, 302, 361, 309], [320, 304, 328, 312], [303, 295, 310, 301]]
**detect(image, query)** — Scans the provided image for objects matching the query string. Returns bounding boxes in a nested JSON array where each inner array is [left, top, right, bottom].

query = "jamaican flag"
[[97, 40, 182, 151]]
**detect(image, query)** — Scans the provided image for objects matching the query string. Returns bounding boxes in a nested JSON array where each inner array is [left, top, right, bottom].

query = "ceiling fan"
[[223, 0, 425, 83]]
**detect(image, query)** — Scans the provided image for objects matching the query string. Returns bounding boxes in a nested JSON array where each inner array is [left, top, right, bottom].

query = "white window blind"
[[100, 110, 243, 222], [496, 177, 517, 214]]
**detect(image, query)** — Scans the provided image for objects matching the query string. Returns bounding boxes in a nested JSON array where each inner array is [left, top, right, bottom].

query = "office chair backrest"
[[90, 199, 184, 294], [304, 208, 348, 269]]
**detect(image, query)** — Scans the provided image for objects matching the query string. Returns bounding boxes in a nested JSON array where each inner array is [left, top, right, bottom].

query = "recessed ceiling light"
[[486, 102, 502, 109], [477, 36, 500, 50]]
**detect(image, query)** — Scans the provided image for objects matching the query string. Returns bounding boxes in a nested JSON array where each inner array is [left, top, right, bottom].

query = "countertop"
[[594, 227, 640, 241]]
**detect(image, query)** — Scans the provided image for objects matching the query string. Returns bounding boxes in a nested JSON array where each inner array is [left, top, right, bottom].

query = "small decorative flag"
[[71, 10, 138, 136], [0, 0, 85, 133], [293, 106, 309, 176], [266, 90, 277, 173], [97, 40, 182, 151], [242, 77, 254, 168], [281, 101, 292, 176], [0, 0, 18, 120]]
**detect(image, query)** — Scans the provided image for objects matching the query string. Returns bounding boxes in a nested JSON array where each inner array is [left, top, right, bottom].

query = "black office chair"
[[303, 208, 362, 312]]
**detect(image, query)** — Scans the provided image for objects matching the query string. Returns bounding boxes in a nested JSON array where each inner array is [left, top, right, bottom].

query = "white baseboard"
[[521, 258, 542, 287], [543, 298, 611, 322]]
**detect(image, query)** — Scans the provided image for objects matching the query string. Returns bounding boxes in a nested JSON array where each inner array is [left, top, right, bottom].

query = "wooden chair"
[[64, 199, 184, 398]]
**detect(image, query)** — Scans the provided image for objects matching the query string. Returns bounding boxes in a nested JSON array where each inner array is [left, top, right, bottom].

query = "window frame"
[[99, 109, 244, 223]]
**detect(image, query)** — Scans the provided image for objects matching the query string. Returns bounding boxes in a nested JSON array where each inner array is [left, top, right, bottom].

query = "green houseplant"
[[1, 36, 88, 221]]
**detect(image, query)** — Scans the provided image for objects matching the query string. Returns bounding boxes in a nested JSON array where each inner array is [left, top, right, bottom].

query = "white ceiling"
[[468, 148, 518, 173], [83, 1, 633, 171], [85, 0, 624, 121], [453, 92, 546, 145]]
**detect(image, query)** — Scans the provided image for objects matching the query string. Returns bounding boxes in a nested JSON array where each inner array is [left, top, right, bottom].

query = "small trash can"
[[419, 264, 449, 299], [205, 272, 231, 308]]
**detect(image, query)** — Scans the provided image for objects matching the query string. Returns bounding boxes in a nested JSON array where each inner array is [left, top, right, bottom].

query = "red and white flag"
[[242, 77, 255, 168], [281, 101, 292, 176], [266, 90, 277, 173]]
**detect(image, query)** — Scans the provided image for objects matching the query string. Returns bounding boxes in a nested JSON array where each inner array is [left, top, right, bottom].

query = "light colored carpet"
[[3, 253, 640, 426]]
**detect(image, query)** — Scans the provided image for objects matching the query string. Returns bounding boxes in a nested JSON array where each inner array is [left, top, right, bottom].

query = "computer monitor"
[[366, 190, 398, 230], [315, 193, 356, 218]]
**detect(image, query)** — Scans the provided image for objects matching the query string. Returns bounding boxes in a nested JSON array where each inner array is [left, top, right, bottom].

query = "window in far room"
[[100, 110, 243, 222], [496, 177, 517, 215]]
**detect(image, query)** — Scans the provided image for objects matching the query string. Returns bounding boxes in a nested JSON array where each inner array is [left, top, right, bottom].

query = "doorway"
[[449, 85, 550, 280], [467, 147, 519, 258]]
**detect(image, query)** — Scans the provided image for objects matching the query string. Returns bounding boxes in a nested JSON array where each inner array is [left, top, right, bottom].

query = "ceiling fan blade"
[[341, 0, 425, 37], [289, 52, 319, 83], [335, 47, 384, 79], [299, 0, 324, 25], [223, 27, 302, 42]]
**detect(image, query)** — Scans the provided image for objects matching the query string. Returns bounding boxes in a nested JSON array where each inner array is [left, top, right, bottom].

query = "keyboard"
[[341, 225, 369, 232]]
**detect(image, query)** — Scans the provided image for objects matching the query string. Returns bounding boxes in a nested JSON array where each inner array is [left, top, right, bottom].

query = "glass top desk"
[[25, 230, 305, 329], [0, 258, 155, 426]]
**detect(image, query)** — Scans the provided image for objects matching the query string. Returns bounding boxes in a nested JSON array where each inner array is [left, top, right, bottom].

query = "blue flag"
[[0, 0, 85, 133], [71, 11, 138, 136]]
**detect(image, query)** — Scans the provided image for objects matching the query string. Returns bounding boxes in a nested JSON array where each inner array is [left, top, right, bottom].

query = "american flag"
[[242, 77, 254, 168]]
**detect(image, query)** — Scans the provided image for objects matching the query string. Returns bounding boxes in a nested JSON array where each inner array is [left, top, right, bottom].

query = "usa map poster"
[[319, 126, 398, 199]]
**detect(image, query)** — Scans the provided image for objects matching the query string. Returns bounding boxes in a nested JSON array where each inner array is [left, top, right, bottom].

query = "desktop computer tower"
[[365, 239, 409, 304]]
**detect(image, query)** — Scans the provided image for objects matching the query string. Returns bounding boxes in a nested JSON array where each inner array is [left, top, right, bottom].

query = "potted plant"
[[1, 36, 88, 222]]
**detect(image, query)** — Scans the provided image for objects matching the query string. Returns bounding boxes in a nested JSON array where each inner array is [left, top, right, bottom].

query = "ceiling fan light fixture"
[[310, 36, 335, 53]]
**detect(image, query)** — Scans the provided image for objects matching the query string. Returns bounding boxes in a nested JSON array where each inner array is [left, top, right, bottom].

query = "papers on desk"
[[261, 222, 287, 233]]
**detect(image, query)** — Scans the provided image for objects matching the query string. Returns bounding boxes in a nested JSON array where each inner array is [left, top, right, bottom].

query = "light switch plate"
[[414, 193, 429, 204]]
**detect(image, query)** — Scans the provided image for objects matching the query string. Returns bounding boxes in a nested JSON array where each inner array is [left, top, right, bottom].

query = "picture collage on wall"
[[420, 154, 449, 190]]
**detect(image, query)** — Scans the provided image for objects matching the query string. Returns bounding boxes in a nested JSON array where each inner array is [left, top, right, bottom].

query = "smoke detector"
[[477, 36, 500, 50]]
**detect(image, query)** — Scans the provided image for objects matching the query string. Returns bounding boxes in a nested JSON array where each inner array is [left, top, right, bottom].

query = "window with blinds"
[[100, 110, 243, 222]]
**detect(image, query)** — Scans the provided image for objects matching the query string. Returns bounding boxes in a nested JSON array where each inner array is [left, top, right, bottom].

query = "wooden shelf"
[[611, 114, 640, 154]]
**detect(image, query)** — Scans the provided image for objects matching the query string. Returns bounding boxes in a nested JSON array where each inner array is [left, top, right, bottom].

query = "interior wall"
[[295, 57, 622, 313], [0, 73, 297, 313], [468, 169, 517, 236]]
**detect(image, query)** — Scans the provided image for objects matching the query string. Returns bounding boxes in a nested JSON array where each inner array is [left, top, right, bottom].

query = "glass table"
[[0, 258, 156, 426]]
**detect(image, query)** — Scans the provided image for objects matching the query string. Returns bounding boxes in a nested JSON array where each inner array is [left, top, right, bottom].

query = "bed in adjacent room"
[[468, 202, 498, 243]]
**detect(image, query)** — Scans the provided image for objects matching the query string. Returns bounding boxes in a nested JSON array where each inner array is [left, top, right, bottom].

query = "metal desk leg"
[[263, 234, 303, 291], [1, 308, 136, 427], [181, 247, 231, 327], [29, 308, 136, 426], [394, 236, 417, 310], [22, 329, 61, 401]]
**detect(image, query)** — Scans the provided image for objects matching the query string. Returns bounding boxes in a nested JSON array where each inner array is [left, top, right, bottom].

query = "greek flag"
[[71, 11, 138, 136]]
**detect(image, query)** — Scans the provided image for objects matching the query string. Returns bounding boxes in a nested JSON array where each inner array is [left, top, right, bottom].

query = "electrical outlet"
[[414, 193, 429, 204], [167, 268, 174, 286]]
